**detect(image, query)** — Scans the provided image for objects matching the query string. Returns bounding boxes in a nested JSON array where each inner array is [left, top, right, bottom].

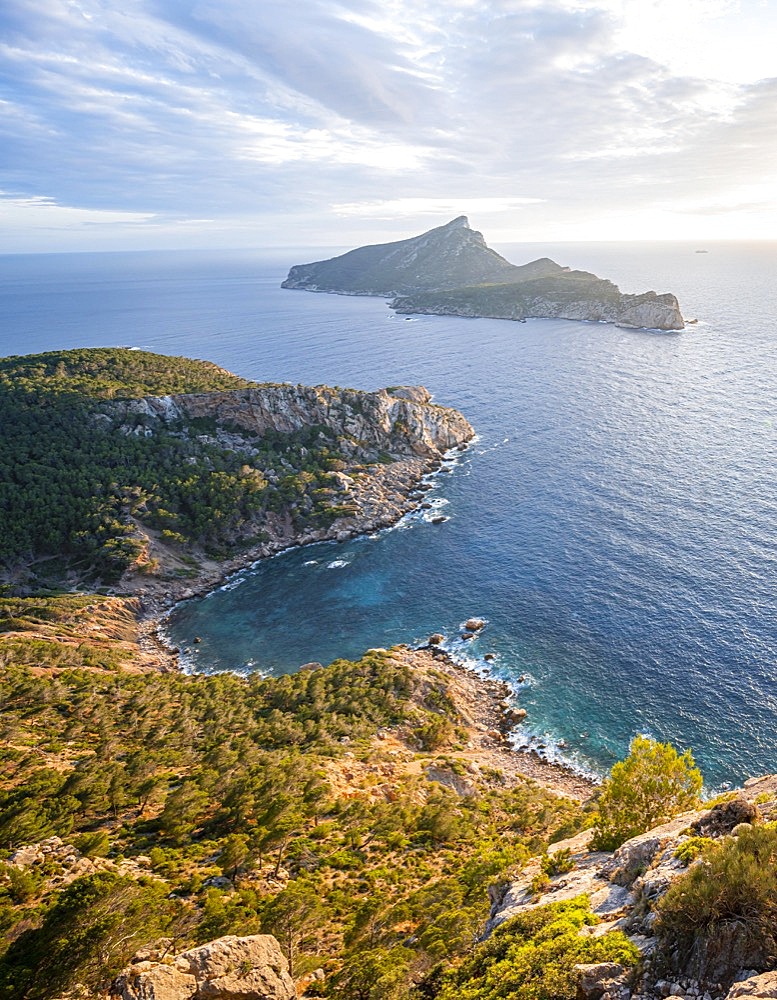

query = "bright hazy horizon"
[[1, 0, 776, 253]]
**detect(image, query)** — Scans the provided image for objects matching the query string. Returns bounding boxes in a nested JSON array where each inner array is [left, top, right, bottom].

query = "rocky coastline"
[[125, 451, 596, 804]]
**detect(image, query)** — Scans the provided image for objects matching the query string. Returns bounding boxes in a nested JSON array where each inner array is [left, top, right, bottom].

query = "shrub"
[[436, 896, 640, 1000], [673, 836, 713, 866], [591, 736, 703, 851], [540, 847, 575, 877], [655, 823, 777, 982]]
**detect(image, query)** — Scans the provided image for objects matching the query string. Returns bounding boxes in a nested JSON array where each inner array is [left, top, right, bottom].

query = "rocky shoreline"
[[413, 645, 597, 801], [123, 447, 596, 803], [127, 451, 459, 650]]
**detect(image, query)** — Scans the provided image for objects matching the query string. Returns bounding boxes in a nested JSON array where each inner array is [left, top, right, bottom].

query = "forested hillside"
[[0, 348, 476, 592], [0, 349, 352, 583], [0, 642, 587, 998]]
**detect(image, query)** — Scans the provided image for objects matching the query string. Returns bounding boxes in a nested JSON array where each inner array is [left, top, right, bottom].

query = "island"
[[282, 216, 685, 331]]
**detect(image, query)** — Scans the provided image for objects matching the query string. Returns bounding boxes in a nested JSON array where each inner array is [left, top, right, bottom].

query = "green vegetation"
[[656, 824, 777, 983], [0, 647, 584, 998], [0, 348, 258, 399], [673, 836, 713, 866], [0, 594, 143, 671], [0, 349, 356, 583], [0, 872, 175, 999], [591, 735, 703, 851], [393, 271, 624, 320], [435, 897, 640, 1000], [539, 846, 575, 877]]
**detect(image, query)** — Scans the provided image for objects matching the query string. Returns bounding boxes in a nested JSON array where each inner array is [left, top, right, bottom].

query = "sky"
[[1, 0, 776, 251]]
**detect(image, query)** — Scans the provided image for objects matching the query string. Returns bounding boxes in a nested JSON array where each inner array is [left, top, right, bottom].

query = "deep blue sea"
[[1, 241, 776, 788]]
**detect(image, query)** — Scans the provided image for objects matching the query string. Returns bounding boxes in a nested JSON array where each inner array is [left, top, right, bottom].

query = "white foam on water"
[[419, 632, 603, 783]]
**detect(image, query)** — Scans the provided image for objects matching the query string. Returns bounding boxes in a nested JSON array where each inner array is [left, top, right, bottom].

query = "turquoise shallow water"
[[2, 241, 776, 786]]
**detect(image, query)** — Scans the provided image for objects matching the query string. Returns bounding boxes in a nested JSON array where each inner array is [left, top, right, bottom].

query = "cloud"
[[1, 0, 776, 248]]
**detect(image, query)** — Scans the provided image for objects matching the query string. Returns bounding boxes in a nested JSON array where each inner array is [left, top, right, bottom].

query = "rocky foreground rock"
[[111, 934, 295, 1000], [487, 775, 777, 1000], [282, 216, 684, 331]]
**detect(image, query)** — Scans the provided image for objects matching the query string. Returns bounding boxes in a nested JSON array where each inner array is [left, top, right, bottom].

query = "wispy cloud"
[[1, 0, 776, 249]]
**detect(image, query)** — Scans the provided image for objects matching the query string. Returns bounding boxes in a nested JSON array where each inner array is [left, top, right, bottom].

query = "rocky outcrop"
[[282, 217, 685, 331], [487, 776, 777, 1000], [392, 280, 684, 331], [8, 836, 156, 891], [111, 935, 295, 1000], [105, 383, 473, 464], [726, 972, 777, 998]]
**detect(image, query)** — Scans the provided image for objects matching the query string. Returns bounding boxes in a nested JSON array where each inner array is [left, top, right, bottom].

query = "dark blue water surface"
[[1, 241, 776, 786]]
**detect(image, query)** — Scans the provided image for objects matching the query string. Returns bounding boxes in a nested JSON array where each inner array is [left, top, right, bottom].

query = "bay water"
[[1, 241, 775, 787]]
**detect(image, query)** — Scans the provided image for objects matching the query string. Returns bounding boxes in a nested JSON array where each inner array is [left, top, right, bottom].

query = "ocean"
[[1, 241, 775, 788]]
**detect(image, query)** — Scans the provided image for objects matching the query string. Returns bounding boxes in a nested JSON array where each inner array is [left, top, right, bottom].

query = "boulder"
[[428, 633, 444, 645], [112, 935, 295, 1000], [177, 935, 295, 1000], [9, 845, 44, 867], [600, 833, 667, 888], [112, 963, 198, 1000], [726, 972, 777, 998], [574, 962, 630, 1000], [464, 618, 486, 631]]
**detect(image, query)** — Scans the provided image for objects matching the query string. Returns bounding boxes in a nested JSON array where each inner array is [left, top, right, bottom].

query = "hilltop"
[[282, 217, 685, 331]]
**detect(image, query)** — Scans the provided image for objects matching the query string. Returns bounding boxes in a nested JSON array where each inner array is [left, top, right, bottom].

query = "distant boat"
[[695, 249, 709, 253]]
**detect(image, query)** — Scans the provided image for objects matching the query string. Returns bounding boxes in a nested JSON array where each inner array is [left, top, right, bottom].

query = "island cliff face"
[[392, 276, 684, 331], [282, 216, 685, 331]]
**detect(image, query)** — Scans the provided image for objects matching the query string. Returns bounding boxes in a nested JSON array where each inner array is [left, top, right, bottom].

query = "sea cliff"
[[0, 349, 473, 601]]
